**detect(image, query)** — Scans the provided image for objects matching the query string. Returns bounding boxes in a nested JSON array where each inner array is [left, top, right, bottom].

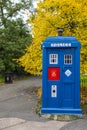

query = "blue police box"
[[41, 36, 82, 115]]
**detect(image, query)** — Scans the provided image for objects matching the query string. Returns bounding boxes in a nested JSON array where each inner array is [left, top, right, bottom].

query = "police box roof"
[[42, 36, 81, 48]]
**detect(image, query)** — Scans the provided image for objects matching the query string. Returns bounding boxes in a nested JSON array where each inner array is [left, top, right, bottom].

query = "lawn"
[[81, 74, 87, 87], [0, 75, 4, 83]]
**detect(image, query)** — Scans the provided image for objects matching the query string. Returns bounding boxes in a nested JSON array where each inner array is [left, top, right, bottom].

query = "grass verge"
[[0, 75, 4, 83]]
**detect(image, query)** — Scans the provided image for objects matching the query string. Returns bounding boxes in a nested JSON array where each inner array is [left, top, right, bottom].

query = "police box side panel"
[[42, 47, 80, 109], [46, 48, 76, 108]]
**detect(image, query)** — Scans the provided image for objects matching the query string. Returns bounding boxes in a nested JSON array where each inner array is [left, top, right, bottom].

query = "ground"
[[0, 76, 87, 130], [0, 76, 43, 121]]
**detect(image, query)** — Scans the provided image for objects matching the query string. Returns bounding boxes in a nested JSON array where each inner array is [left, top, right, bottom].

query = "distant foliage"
[[0, 0, 32, 72], [18, 0, 87, 75]]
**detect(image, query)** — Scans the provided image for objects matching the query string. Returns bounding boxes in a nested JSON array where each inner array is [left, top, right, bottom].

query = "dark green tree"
[[0, 0, 32, 72]]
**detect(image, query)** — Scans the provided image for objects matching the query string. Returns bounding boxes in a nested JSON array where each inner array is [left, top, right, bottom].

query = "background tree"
[[0, 0, 32, 72], [18, 0, 87, 75]]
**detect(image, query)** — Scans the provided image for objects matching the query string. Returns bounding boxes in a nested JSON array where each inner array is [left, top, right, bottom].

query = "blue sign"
[[41, 36, 82, 115]]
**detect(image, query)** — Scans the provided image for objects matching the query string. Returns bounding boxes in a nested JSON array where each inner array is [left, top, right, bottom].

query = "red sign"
[[48, 67, 60, 80]]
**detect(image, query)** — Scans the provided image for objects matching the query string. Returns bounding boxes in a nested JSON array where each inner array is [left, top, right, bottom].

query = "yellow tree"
[[18, 0, 87, 75]]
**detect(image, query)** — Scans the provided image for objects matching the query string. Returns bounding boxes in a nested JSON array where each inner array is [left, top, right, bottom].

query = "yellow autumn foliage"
[[18, 0, 87, 75]]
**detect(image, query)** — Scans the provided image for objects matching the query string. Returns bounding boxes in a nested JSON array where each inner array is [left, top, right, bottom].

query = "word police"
[[51, 43, 71, 47]]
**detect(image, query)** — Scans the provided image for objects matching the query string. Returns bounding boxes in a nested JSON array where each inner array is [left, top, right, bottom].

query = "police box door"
[[62, 48, 75, 108], [47, 48, 75, 108]]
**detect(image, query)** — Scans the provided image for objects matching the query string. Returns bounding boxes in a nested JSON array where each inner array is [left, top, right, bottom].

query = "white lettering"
[[51, 43, 71, 47], [69, 43, 71, 47], [51, 44, 54, 47]]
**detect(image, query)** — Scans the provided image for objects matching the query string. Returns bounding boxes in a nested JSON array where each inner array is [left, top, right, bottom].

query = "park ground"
[[0, 76, 87, 130]]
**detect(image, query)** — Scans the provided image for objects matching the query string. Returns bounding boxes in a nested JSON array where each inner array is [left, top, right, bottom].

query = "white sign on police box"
[[51, 43, 71, 47], [51, 85, 57, 98]]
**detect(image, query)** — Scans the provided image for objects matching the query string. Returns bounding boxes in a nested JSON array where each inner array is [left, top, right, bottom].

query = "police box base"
[[41, 108, 82, 116]]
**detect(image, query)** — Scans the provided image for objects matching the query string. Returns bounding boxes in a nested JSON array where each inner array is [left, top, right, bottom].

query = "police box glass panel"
[[49, 54, 58, 64], [64, 54, 72, 64]]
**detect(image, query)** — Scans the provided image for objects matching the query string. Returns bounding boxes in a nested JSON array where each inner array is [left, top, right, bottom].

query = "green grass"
[[80, 74, 87, 88], [81, 75, 87, 81], [0, 75, 4, 83]]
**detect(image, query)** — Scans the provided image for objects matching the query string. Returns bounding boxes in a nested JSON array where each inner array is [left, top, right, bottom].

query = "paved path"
[[0, 76, 44, 121], [0, 76, 86, 130]]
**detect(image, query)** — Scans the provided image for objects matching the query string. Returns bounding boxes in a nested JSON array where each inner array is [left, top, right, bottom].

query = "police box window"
[[49, 54, 58, 64], [64, 54, 72, 64]]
